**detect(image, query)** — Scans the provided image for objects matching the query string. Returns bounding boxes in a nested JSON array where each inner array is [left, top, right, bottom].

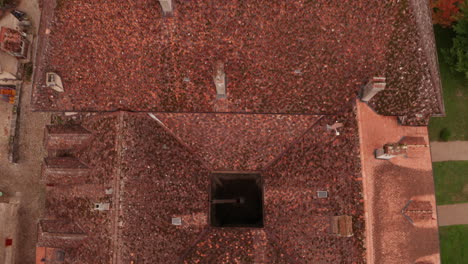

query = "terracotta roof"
[[154, 113, 321, 171], [38, 102, 442, 262], [33, 0, 442, 124], [34, 0, 442, 262], [40, 114, 120, 263], [357, 101, 440, 264], [41, 111, 365, 263], [0, 27, 22, 53]]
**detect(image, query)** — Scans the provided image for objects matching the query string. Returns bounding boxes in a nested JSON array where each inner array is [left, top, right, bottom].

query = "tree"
[[440, 128, 452, 141], [432, 0, 465, 27], [444, 4, 468, 77]]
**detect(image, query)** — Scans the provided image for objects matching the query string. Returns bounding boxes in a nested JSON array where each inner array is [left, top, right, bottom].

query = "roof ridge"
[[147, 113, 214, 171], [177, 227, 212, 264], [261, 115, 324, 172], [265, 229, 305, 264]]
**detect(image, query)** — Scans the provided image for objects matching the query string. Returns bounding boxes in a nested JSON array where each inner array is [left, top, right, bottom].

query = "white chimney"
[[46, 72, 64, 92], [159, 0, 173, 15], [213, 61, 226, 99], [361, 77, 386, 102]]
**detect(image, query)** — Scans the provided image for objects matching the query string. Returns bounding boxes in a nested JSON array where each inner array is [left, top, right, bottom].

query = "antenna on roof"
[[326, 121, 343, 136]]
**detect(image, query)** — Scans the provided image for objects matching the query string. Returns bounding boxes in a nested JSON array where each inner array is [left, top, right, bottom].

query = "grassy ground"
[[439, 225, 468, 264], [433, 161, 468, 205], [428, 26, 468, 141]]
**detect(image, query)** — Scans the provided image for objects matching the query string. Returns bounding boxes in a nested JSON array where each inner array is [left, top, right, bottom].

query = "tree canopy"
[[443, 3, 468, 77], [432, 0, 465, 27]]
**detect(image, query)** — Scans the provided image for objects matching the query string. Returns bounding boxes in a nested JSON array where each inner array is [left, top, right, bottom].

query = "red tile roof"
[[39, 114, 120, 263], [35, 0, 442, 262], [0, 27, 22, 53], [119, 113, 210, 264], [41, 111, 365, 263], [155, 113, 321, 171], [33, 0, 442, 125], [357, 101, 440, 264]]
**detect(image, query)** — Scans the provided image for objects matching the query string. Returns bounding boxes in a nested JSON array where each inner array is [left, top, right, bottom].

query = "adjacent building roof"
[[357, 101, 440, 264], [0, 25, 28, 59], [0, 27, 22, 53], [33, 0, 443, 126]]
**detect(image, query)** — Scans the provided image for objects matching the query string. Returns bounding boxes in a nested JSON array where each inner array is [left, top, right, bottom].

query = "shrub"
[[440, 128, 452, 141], [443, 3, 468, 77], [23, 62, 33, 82], [0, 0, 18, 8]]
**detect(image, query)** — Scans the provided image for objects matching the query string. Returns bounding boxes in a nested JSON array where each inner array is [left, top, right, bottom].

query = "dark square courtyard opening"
[[210, 172, 264, 228]]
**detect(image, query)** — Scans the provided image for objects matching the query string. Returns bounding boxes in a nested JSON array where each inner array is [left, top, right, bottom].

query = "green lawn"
[[433, 161, 468, 205], [428, 26, 468, 141], [439, 225, 468, 264]]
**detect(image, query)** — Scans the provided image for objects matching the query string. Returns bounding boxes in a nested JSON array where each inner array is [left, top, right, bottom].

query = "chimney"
[[213, 61, 226, 99], [159, 0, 173, 15], [375, 143, 407, 160], [360, 77, 386, 102]]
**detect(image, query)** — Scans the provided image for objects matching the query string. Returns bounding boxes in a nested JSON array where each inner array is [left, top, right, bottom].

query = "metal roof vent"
[[172, 217, 182, 226], [317, 191, 328, 198], [93, 203, 110, 211]]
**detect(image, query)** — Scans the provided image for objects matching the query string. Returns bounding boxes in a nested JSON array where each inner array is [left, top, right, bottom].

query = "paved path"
[[437, 203, 468, 226], [430, 141, 468, 162], [0, 1, 49, 263], [432, 142, 468, 226]]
